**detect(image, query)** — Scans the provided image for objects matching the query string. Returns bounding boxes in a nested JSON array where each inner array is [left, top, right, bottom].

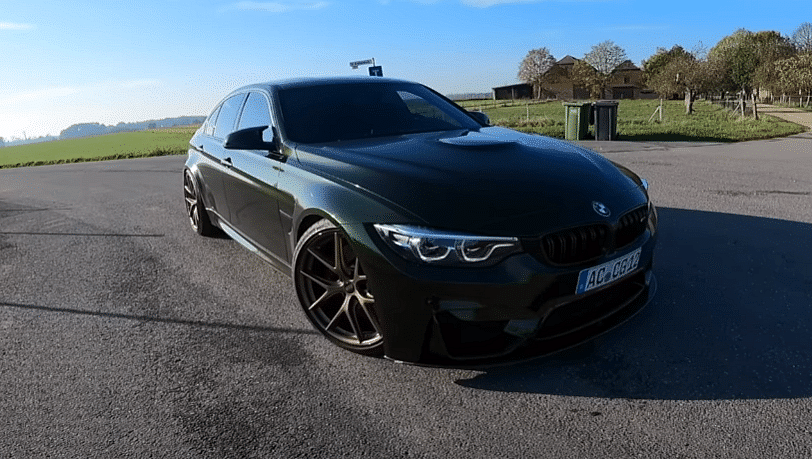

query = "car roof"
[[237, 76, 416, 93]]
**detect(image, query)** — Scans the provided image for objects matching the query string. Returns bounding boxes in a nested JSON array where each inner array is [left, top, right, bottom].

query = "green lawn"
[[0, 126, 198, 168], [0, 99, 807, 170], [457, 99, 806, 142]]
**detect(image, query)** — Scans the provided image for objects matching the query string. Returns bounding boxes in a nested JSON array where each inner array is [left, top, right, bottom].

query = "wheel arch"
[[287, 174, 424, 252], [295, 212, 331, 246]]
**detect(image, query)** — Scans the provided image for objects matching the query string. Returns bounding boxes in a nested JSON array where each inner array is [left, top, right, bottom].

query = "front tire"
[[293, 220, 384, 356]]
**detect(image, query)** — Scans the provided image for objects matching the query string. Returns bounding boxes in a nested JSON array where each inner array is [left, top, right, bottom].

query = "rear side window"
[[237, 92, 272, 131], [213, 94, 247, 139], [203, 105, 221, 136]]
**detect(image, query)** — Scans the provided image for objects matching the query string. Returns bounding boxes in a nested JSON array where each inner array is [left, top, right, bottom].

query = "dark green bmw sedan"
[[183, 77, 657, 366]]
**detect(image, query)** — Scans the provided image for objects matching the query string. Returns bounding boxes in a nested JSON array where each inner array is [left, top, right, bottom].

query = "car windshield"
[[278, 82, 481, 143]]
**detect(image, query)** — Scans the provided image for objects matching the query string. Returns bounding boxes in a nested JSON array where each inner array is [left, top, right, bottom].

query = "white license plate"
[[576, 248, 641, 294]]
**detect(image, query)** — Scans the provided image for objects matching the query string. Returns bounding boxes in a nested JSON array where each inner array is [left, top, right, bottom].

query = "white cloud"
[[0, 22, 34, 30], [233, 1, 330, 12]]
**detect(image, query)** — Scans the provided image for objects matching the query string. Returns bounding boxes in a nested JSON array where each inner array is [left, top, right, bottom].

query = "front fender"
[[282, 156, 425, 248]]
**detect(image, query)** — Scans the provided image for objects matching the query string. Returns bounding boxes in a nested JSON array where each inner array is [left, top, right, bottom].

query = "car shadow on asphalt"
[[456, 207, 812, 400], [0, 300, 321, 336]]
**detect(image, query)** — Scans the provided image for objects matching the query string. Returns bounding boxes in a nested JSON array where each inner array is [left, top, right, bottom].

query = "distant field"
[[0, 126, 198, 168], [458, 99, 806, 142], [1, 99, 807, 170]]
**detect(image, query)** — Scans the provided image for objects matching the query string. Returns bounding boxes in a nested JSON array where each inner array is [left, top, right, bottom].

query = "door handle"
[[220, 157, 233, 167]]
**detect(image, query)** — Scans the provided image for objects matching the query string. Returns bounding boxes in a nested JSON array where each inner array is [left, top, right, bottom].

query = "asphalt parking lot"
[[1, 132, 811, 457]]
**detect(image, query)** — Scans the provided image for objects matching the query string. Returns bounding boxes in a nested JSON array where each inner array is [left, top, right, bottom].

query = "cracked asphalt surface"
[[1, 133, 812, 457]]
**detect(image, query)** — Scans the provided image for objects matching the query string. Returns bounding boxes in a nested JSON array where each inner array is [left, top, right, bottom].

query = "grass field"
[[0, 99, 807, 169], [0, 126, 198, 169], [457, 99, 807, 142]]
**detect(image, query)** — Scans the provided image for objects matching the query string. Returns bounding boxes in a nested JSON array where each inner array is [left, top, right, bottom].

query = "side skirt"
[[217, 219, 292, 277]]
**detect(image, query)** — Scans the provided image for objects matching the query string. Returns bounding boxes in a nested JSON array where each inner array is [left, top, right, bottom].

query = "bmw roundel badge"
[[592, 201, 611, 217]]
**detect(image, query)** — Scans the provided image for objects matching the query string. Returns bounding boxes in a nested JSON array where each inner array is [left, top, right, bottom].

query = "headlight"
[[640, 178, 657, 232], [373, 224, 520, 267]]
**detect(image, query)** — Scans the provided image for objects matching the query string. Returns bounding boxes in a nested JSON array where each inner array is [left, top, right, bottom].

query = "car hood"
[[294, 127, 647, 236]]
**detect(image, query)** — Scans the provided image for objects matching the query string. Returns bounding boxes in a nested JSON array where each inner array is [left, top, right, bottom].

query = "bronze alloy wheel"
[[293, 220, 383, 355], [183, 170, 214, 236]]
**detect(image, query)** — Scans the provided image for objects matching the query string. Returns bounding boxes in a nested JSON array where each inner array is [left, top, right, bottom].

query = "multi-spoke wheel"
[[183, 169, 215, 236], [293, 220, 384, 355]]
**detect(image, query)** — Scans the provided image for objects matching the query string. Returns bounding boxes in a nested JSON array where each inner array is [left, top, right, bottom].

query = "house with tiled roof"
[[493, 55, 652, 100]]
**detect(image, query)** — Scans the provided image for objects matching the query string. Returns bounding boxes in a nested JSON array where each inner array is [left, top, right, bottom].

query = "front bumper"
[[356, 222, 657, 367]]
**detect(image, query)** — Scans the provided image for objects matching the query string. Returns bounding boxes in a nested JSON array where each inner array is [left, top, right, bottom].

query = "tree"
[[709, 29, 752, 95], [776, 53, 812, 104], [642, 45, 693, 88], [709, 30, 766, 118], [645, 61, 681, 103], [517, 47, 556, 99], [570, 60, 603, 99], [645, 50, 714, 115], [676, 59, 713, 115], [751, 31, 795, 99], [709, 29, 796, 118], [643, 45, 722, 115], [582, 40, 628, 98], [792, 22, 812, 52], [584, 40, 628, 75]]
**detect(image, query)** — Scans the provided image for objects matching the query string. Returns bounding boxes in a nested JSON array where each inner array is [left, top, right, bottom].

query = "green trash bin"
[[563, 102, 591, 141]]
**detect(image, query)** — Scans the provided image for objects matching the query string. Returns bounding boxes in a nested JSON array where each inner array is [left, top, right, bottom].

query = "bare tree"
[[518, 47, 556, 99], [792, 22, 812, 52], [584, 40, 628, 74], [583, 41, 628, 98]]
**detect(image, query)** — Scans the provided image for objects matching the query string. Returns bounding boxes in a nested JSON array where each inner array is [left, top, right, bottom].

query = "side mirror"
[[468, 110, 490, 126], [224, 126, 279, 152]]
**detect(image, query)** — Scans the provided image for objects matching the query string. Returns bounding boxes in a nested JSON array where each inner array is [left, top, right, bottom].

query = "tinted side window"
[[204, 105, 221, 136], [237, 92, 272, 131], [213, 94, 246, 139]]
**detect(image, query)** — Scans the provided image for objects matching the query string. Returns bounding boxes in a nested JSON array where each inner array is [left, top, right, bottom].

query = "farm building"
[[491, 83, 533, 100], [493, 55, 651, 100]]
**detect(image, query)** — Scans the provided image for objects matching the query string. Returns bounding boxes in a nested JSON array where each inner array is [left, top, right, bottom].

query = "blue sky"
[[0, 0, 806, 140]]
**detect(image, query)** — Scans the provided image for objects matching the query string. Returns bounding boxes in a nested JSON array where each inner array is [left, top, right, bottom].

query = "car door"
[[196, 93, 247, 223], [220, 91, 290, 265]]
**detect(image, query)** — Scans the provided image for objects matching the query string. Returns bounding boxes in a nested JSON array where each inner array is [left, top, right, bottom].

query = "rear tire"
[[293, 220, 384, 356], [183, 169, 216, 237]]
